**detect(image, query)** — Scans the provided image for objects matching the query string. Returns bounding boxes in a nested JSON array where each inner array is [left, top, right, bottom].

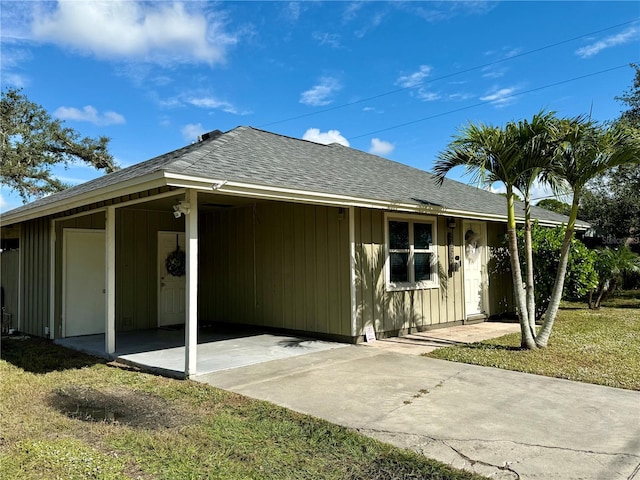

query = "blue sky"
[[1, 1, 639, 213]]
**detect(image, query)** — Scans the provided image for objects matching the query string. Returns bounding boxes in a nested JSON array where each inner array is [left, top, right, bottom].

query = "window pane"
[[390, 252, 409, 282], [415, 253, 432, 281], [389, 221, 409, 249], [414, 223, 432, 249]]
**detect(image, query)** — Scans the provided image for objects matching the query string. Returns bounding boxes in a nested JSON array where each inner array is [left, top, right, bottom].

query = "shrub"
[[492, 224, 598, 319]]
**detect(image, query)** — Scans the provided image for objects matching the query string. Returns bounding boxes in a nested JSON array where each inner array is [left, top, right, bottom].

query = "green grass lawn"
[[428, 291, 640, 390], [0, 338, 486, 480]]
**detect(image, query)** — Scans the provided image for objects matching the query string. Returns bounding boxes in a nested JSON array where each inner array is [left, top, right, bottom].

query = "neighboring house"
[[0, 126, 586, 375]]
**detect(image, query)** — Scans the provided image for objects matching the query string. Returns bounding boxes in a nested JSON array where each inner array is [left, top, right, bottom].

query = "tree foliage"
[[580, 164, 640, 240], [536, 198, 572, 216], [615, 63, 640, 130], [579, 66, 640, 241], [0, 88, 118, 201]]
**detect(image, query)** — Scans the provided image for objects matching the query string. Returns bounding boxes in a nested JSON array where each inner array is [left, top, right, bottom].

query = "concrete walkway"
[[196, 343, 640, 479], [364, 321, 521, 355]]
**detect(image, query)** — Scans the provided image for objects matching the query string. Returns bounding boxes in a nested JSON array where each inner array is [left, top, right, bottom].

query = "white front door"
[[158, 231, 186, 327], [463, 221, 488, 317], [63, 229, 106, 337]]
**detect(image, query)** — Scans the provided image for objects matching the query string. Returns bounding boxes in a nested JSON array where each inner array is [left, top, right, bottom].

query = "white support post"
[[349, 206, 357, 338], [185, 189, 198, 377], [105, 206, 116, 354]]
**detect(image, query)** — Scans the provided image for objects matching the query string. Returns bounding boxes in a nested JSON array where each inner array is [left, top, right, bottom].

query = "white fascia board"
[[163, 173, 400, 209], [1, 172, 168, 226], [164, 173, 588, 228]]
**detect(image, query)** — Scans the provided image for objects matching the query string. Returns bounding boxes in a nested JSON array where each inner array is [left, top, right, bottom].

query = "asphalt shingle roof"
[[3, 126, 580, 226]]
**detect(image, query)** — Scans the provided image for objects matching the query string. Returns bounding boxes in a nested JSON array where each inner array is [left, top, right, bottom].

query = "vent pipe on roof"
[[198, 130, 223, 142]]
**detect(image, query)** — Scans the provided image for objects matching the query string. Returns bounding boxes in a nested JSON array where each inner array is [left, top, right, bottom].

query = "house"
[[0, 126, 585, 376]]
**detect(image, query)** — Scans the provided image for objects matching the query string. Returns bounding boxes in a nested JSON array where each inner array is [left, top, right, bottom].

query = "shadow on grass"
[[47, 384, 191, 429], [0, 336, 106, 374], [599, 303, 640, 309]]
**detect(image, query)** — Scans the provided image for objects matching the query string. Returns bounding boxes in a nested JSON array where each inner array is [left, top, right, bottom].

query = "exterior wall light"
[[173, 201, 191, 218]]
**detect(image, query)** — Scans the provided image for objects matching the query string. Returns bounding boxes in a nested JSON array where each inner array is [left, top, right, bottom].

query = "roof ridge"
[[244, 126, 337, 149], [167, 126, 241, 174]]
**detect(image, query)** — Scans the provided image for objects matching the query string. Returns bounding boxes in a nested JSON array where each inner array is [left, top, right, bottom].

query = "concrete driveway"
[[195, 345, 640, 479]]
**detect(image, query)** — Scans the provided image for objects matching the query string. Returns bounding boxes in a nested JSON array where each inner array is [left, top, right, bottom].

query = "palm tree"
[[434, 122, 537, 349], [589, 246, 640, 309], [509, 111, 561, 333], [536, 119, 640, 347]]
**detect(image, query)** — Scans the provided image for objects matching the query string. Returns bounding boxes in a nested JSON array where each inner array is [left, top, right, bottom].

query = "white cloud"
[[575, 26, 639, 58], [342, 2, 364, 23], [481, 65, 506, 79], [489, 184, 507, 195], [300, 77, 341, 106], [395, 65, 431, 88], [55, 175, 91, 185], [369, 138, 394, 155], [284, 2, 301, 22], [449, 92, 473, 101], [2, 72, 29, 88], [480, 87, 517, 107], [354, 10, 386, 38], [0, 2, 33, 41], [491, 180, 571, 204], [312, 31, 342, 48], [31, 1, 237, 65], [182, 123, 206, 142], [185, 96, 239, 114], [156, 92, 248, 115], [416, 89, 441, 101], [302, 128, 350, 146], [54, 105, 125, 126]]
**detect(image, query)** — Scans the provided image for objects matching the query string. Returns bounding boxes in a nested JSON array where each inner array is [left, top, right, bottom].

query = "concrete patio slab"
[[56, 328, 346, 378]]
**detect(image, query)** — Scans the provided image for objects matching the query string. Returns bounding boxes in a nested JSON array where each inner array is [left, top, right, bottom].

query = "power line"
[[258, 18, 639, 128], [349, 63, 635, 140]]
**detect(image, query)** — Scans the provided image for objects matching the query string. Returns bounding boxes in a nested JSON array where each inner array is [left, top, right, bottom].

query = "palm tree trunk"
[[506, 190, 536, 349], [523, 196, 537, 337], [595, 281, 608, 309], [536, 193, 579, 347]]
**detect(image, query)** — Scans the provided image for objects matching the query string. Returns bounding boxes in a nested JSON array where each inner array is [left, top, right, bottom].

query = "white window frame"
[[385, 213, 439, 291]]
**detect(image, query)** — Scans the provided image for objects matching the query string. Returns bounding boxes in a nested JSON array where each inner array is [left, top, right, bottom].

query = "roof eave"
[[1, 171, 168, 226], [1, 169, 587, 230], [164, 173, 587, 229]]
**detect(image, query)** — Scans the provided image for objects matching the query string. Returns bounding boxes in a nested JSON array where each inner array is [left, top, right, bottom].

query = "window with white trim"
[[386, 216, 438, 290]]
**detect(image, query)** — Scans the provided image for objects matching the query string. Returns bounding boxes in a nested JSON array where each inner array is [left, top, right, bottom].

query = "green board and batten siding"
[[19, 218, 50, 337], [116, 209, 183, 331], [199, 202, 352, 339], [353, 210, 466, 338], [15, 198, 514, 342]]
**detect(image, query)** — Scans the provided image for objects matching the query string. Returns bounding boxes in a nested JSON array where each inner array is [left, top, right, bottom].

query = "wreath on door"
[[165, 235, 186, 277], [465, 229, 482, 262]]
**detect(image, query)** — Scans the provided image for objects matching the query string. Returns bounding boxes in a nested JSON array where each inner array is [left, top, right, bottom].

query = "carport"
[[55, 326, 347, 378]]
